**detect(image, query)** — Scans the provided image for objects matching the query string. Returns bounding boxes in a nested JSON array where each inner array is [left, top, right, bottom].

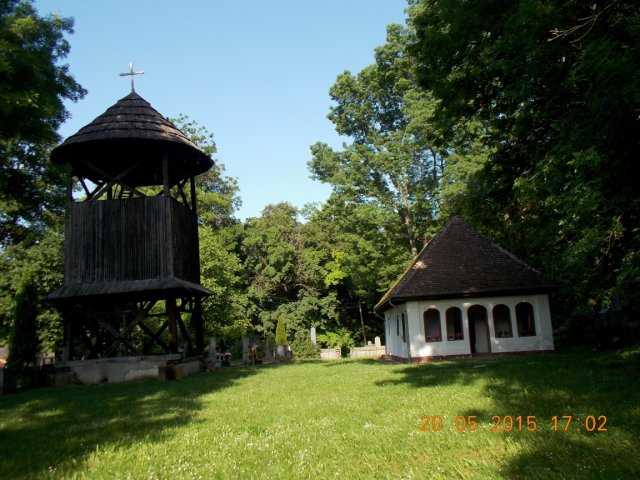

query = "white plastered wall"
[[385, 294, 554, 360], [383, 304, 407, 359]]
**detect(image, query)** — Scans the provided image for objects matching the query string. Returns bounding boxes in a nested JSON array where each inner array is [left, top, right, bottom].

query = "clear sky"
[[34, 0, 409, 220]]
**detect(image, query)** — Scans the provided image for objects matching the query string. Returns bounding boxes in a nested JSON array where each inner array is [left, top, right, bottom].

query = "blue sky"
[[34, 0, 409, 220]]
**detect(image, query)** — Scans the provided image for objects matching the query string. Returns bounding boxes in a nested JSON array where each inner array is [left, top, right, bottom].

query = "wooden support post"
[[166, 298, 179, 353], [163, 153, 170, 197], [190, 175, 197, 213], [62, 307, 72, 362], [242, 336, 249, 365], [193, 297, 204, 354], [177, 315, 191, 357]]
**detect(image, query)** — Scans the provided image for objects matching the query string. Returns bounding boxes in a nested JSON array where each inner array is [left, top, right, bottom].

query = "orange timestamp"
[[420, 415, 608, 432]]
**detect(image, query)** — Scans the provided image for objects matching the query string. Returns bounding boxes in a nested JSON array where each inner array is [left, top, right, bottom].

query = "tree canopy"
[[408, 0, 640, 320], [0, 0, 86, 246], [309, 24, 444, 257]]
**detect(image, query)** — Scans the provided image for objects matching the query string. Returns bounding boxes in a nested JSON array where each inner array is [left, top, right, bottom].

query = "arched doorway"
[[468, 305, 491, 354]]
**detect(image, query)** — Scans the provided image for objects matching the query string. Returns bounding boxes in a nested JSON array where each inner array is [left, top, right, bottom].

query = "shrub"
[[6, 272, 39, 371], [316, 328, 355, 349], [290, 329, 319, 360], [275, 316, 287, 345]]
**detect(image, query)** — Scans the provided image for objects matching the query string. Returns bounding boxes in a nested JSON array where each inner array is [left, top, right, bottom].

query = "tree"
[[275, 316, 287, 345], [166, 116, 247, 339], [0, 0, 86, 246], [6, 271, 39, 370], [0, 1, 84, 347], [170, 114, 241, 228], [240, 203, 339, 340], [199, 225, 246, 338], [408, 0, 640, 319], [290, 329, 319, 360], [304, 197, 409, 343], [309, 24, 445, 257]]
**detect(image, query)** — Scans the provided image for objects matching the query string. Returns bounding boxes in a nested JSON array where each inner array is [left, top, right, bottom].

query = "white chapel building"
[[375, 217, 556, 362]]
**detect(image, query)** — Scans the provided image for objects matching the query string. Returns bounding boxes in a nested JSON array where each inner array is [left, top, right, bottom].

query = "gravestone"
[[242, 336, 249, 365]]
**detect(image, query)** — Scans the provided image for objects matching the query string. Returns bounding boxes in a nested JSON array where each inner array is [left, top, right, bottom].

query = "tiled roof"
[[375, 217, 556, 311]]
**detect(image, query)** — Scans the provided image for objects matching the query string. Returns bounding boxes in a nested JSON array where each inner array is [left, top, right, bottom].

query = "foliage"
[[169, 115, 241, 228], [0, 0, 82, 352], [0, 0, 85, 246], [305, 23, 492, 343], [275, 316, 287, 345], [408, 0, 640, 319], [6, 270, 39, 369], [198, 225, 247, 338], [289, 328, 319, 360], [316, 327, 355, 349], [169, 116, 246, 339], [0, 352, 638, 478], [309, 24, 444, 257], [0, 228, 64, 351], [241, 203, 340, 341]]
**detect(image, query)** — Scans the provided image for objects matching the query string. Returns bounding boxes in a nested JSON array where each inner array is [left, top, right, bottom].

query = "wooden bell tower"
[[47, 89, 214, 360]]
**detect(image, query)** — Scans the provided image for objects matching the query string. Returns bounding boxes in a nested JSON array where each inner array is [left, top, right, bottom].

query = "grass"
[[1, 347, 639, 479]]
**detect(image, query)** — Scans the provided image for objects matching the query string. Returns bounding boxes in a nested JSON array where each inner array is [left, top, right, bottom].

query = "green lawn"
[[1, 348, 639, 479]]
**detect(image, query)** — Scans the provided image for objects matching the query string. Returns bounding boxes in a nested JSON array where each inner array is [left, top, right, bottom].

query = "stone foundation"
[[57, 355, 203, 384]]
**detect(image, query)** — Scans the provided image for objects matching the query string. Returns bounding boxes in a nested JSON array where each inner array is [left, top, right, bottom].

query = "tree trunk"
[[400, 184, 418, 257]]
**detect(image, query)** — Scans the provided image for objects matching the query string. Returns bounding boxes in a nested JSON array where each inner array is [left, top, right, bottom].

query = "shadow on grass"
[[375, 356, 497, 388], [0, 365, 261, 478], [377, 350, 640, 477], [320, 357, 381, 367]]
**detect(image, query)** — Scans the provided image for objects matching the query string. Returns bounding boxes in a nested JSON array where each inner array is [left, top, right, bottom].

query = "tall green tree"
[[170, 114, 241, 228], [6, 270, 39, 369], [305, 197, 409, 342], [0, 228, 63, 350], [169, 116, 245, 337], [0, 0, 85, 246], [0, 0, 83, 346], [240, 203, 339, 340], [409, 0, 640, 318], [199, 224, 247, 338], [309, 24, 445, 257]]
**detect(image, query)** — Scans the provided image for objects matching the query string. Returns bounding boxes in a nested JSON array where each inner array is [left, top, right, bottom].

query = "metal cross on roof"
[[119, 62, 144, 92]]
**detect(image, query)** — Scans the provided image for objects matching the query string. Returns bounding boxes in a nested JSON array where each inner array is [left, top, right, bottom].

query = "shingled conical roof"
[[51, 92, 213, 186], [375, 217, 556, 311]]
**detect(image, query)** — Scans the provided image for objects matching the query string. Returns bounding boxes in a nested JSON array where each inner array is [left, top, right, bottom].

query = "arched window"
[[446, 307, 464, 341], [493, 304, 513, 338], [516, 302, 536, 337], [423, 309, 442, 342]]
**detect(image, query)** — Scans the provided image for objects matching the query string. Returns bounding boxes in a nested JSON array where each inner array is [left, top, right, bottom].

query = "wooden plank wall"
[[64, 197, 199, 286]]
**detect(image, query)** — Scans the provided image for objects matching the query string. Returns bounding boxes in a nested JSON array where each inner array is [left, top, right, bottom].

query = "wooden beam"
[[163, 153, 170, 197], [99, 319, 142, 356], [190, 176, 197, 214], [78, 177, 92, 198], [193, 297, 204, 353], [175, 177, 190, 208], [166, 298, 179, 353], [90, 162, 143, 200], [138, 321, 170, 353], [80, 161, 146, 198], [177, 315, 192, 357]]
